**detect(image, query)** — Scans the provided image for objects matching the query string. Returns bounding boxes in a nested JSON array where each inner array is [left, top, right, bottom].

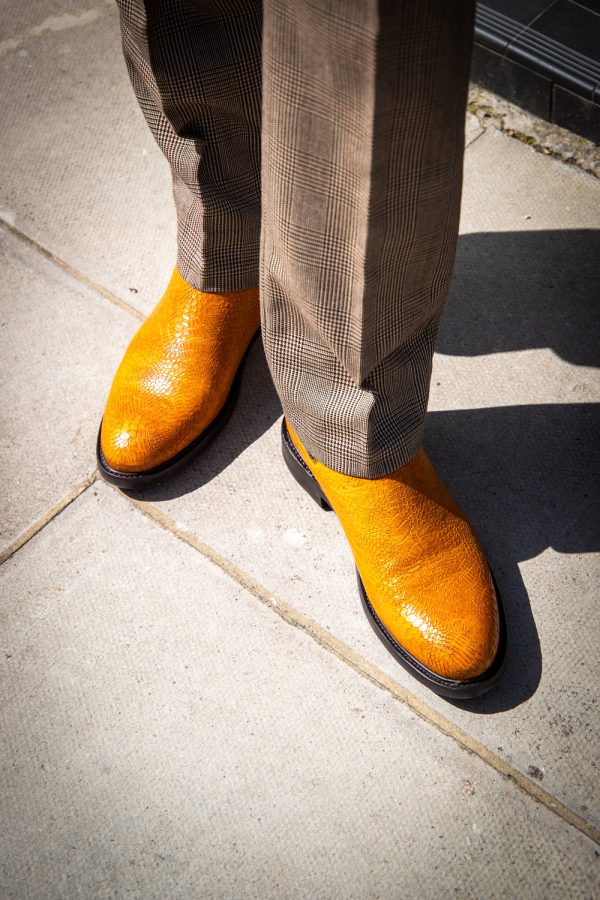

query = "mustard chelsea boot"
[[281, 419, 506, 699], [97, 267, 260, 488]]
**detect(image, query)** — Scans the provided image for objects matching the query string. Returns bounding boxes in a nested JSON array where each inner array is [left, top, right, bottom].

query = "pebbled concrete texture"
[[1, 484, 599, 899], [1, 1, 600, 896]]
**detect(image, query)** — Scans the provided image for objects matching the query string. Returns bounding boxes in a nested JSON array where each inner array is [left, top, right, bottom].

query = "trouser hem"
[[176, 251, 260, 294], [283, 411, 425, 479]]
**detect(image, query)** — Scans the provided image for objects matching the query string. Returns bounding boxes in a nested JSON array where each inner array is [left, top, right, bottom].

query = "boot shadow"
[[425, 402, 599, 712]]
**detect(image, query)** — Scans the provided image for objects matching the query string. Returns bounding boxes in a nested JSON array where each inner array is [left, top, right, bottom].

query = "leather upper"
[[101, 267, 260, 472], [286, 422, 500, 681]]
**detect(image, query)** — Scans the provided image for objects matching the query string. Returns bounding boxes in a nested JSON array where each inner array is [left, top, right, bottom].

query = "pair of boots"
[[98, 268, 505, 700]]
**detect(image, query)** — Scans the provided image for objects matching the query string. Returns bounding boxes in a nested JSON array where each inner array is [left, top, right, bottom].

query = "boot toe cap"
[[400, 582, 500, 682], [370, 569, 500, 683], [100, 415, 154, 473], [100, 407, 182, 473]]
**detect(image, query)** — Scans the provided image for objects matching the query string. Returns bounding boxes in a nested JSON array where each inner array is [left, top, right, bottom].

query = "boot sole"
[[97, 330, 260, 491], [281, 418, 507, 700]]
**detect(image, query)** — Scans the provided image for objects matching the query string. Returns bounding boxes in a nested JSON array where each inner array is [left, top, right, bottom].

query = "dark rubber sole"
[[281, 418, 507, 700], [97, 330, 260, 491]]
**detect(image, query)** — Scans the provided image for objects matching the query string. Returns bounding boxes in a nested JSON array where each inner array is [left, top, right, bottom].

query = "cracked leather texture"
[[286, 422, 500, 680], [101, 267, 260, 472]]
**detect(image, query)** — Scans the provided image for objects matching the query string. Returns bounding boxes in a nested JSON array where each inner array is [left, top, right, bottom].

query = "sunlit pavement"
[[1, 4, 599, 897]]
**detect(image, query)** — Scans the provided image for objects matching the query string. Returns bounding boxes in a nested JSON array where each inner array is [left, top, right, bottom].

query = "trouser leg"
[[116, 0, 262, 292], [261, 0, 475, 477], [117, 0, 474, 478]]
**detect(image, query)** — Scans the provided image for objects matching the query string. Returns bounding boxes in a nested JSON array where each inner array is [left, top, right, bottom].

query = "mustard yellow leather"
[[101, 267, 260, 472], [287, 422, 499, 680]]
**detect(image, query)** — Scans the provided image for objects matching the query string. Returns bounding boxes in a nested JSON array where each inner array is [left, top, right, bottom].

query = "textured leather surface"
[[286, 422, 500, 680], [101, 267, 260, 472]]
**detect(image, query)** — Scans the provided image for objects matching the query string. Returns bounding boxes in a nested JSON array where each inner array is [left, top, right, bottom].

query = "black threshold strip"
[[472, 0, 600, 143]]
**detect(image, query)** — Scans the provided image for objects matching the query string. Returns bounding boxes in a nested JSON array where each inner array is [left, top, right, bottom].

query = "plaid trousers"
[[117, 0, 474, 477]]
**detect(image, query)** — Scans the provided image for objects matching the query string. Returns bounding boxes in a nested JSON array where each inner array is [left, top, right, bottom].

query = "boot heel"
[[281, 420, 332, 512]]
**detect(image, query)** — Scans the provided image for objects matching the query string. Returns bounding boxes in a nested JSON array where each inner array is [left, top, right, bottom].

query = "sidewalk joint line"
[[0, 472, 98, 565], [0, 218, 145, 322], [126, 493, 600, 849], [465, 126, 486, 150]]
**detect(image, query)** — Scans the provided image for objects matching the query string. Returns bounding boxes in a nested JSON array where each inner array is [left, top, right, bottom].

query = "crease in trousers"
[[117, 0, 475, 477]]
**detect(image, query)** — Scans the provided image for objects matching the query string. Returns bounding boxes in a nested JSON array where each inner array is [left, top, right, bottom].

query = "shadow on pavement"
[[440, 229, 600, 367], [433, 226, 600, 711], [426, 402, 599, 712]]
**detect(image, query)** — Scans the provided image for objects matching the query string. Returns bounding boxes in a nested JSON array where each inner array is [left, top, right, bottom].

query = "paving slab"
[[0, 228, 137, 555], [132, 131, 600, 831], [1, 483, 598, 898], [0, 1, 175, 317]]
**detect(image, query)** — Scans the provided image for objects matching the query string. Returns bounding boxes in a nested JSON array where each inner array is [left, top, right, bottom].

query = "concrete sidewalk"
[[1, 3, 599, 898]]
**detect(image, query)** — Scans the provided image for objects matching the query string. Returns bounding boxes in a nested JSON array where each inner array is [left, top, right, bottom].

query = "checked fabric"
[[117, 0, 475, 477]]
